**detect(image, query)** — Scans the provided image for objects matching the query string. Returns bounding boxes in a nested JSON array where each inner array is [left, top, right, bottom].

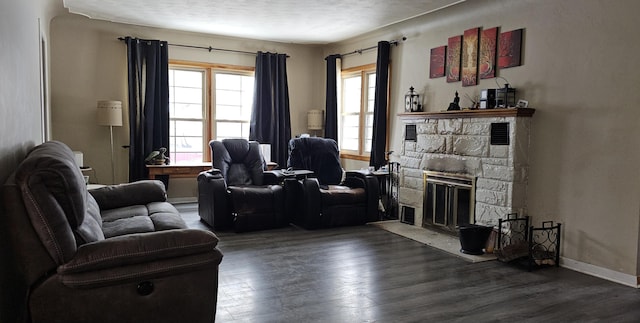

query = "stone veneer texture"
[[399, 115, 532, 228]]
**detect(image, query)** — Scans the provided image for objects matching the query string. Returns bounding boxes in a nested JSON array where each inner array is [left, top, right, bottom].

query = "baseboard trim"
[[561, 257, 639, 288]]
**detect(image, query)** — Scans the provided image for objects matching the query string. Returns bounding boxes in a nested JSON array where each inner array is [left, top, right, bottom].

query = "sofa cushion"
[[101, 203, 187, 238], [75, 194, 105, 244], [320, 185, 366, 206], [149, 206, 189, 231], [90, 180, 167, 210]]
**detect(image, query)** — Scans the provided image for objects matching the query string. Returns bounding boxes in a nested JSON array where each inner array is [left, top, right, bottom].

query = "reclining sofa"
[[0, 141, 223, 323]]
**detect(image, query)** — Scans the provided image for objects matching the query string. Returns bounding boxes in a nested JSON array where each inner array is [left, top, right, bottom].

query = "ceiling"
[[63, 0, 464, 44]]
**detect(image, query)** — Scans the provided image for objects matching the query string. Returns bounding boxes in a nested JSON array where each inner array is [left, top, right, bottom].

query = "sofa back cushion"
[[15, 141, 104, 264]]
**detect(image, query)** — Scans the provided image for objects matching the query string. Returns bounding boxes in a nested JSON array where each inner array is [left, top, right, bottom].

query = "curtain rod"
[[338, 36, 407, 58], [117, 37, 289, 57]]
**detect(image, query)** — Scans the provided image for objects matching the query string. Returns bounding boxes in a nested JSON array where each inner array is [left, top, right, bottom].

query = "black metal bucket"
[[458, 224, 493, 255]]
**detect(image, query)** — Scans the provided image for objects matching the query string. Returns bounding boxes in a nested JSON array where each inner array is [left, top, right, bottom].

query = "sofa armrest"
[[90, 180, 167, 211], [58, 229, 222, 288], [197, 169, 231, 229], [345, 171, 380, 222], [263, 170, 285, 185], [283, 177, 322, 229], [60, 229, 218, 274], [343, 170, 370, 188]]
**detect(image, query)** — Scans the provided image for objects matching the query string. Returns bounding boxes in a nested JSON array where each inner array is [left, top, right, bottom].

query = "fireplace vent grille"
[[405, 124, 417, 141], [491, 122, 509, 145]]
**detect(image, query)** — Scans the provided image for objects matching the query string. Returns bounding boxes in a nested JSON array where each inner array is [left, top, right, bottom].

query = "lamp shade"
[[72, 151, 84, 168], [97, 100, 123, 126], [259, 143, 271, 162], [307, 109, 324, 130]]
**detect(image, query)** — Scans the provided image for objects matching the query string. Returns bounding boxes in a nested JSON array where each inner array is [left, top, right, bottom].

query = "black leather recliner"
[[197, 139, 286, 232], [285, 137, 379, 229]]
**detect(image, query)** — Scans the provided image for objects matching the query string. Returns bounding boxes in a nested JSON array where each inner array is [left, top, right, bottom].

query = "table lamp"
[[307, 109, 324, 137]]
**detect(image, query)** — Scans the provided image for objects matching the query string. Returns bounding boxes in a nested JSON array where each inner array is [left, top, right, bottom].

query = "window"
[[169, 68, 205, 164], [213, 72, 254, 140], [339, 64, 376, 159], [169, 62, 254, 164]]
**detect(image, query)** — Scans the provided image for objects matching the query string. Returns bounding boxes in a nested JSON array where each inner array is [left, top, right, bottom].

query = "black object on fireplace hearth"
[[458, 224, 493, 255]]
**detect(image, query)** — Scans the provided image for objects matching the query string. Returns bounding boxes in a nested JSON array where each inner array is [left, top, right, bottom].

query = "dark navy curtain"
[[369, 41, 391, 169], [125, 37, 169, 182], [324, 54, 341, 141], [249, 52, 291, 167]]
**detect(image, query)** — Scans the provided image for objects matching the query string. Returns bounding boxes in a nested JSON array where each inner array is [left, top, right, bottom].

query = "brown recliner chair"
[[285, 137, 379, 229], [0, 141, 223, 323], [197, 139, 286, 232]]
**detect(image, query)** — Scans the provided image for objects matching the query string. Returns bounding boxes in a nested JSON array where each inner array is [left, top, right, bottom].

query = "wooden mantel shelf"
[[398, 107, 535, 120]]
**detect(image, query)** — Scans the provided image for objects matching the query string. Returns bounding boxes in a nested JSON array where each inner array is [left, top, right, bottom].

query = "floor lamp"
[[97, 100, 123, 184]]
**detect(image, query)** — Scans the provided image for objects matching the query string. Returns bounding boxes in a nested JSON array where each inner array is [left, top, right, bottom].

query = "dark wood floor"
[[176, 204, 640, 322]]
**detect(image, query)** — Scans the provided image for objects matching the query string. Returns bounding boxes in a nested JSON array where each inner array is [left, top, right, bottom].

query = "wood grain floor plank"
[[175, 204, 640, 322]]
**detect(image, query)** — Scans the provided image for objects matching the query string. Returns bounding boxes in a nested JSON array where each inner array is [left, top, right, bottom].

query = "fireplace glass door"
[[423, 171, 475, 233]]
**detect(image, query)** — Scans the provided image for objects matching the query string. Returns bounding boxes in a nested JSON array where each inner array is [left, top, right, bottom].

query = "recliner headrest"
[[287, 137, 343, 185], [210, 139, 265, 186]]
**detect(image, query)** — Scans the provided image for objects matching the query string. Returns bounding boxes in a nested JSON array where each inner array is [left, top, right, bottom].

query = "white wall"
[[50, 14, 324, 198], [0, 0, 61, 183], [325, 0, 640, 282], [0, 0, 65, 319]]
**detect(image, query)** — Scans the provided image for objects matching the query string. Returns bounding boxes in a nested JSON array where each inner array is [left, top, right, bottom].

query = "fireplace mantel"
[[398, 108, 535, 120]]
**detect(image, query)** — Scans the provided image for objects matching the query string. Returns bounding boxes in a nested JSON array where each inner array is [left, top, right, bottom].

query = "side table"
[[87, 184, 107, 190], [372, 162, 399, 220], [146, 163, 212, 180], [279, 169, 314, 180]]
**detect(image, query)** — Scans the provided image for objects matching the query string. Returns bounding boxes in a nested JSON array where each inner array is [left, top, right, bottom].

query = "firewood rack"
[[495, 213, 562, 271]]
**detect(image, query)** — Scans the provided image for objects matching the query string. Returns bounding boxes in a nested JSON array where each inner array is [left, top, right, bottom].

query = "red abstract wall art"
[[430, 45, 447, 78], [480, 27, 498, 79], [498, 28, 523, 69], [462, 27, 479, 87], [446, 35, 461, 83]]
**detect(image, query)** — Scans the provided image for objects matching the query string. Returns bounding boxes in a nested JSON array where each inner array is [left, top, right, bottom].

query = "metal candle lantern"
[[404, 86, 421, 112], [496, 84, 516, 108]]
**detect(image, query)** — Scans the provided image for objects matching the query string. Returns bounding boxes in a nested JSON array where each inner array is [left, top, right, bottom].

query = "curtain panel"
[[124, 37, 169, 182], [249, 52, 291, 167], [324, 54, 341, 141], [369, 41, 391, 169]]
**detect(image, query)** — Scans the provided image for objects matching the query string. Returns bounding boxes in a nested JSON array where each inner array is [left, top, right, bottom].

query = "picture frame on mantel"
[[446, 35, 462, 83]]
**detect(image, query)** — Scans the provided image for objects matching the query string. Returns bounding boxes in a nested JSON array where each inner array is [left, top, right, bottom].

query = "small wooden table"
[[279, 169, 314, 179], [146, 163, 212, 180]]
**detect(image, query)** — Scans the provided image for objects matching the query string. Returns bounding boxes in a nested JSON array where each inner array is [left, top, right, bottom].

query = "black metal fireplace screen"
[[495, 213, 562, 271], [422, 171, 476, 233]]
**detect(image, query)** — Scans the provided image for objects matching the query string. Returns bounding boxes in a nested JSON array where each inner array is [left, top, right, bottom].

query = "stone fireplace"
[[398, 108, 535, 232]]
